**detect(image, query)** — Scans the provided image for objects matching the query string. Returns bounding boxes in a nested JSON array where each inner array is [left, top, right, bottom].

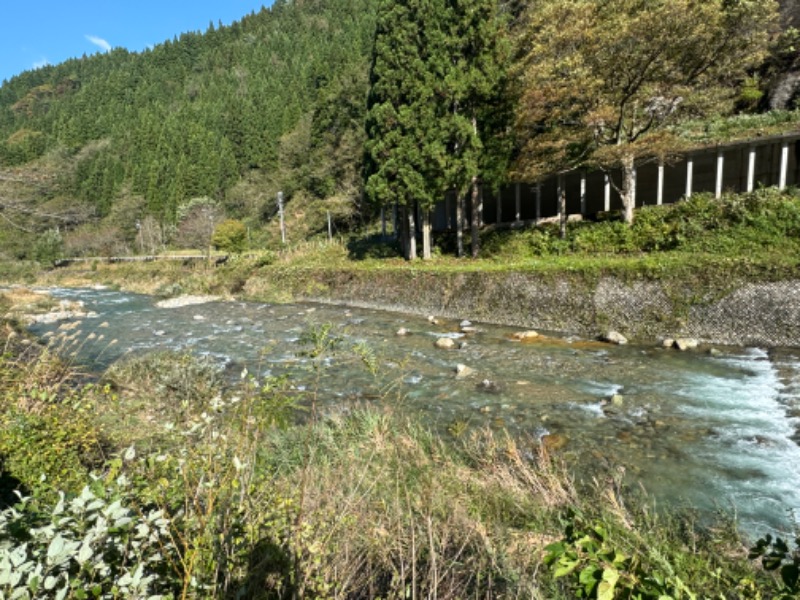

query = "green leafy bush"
[[0, 483, 177, 599], [32, 229, 64, 267], [212, 219, 248, 254]]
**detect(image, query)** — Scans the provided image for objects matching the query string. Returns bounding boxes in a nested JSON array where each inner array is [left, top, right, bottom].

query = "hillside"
[[2, 0, 800, 264], [0, 0, 375, 258]]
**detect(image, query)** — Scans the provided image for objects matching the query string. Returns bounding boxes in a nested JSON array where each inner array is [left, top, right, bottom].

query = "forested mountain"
[[0, 0, 376, 257], [0, 0, 797, 261]]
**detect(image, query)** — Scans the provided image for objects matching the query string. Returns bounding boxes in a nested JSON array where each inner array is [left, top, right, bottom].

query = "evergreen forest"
[[0, 0, 799, 261]]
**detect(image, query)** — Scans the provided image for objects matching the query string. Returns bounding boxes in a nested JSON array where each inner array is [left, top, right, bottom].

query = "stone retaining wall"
[[283, 270, 800, 347]]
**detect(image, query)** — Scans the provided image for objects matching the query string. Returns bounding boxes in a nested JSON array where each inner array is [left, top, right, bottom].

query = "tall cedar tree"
[[439, 0, 512, 257], [365, 0, 511, 259], [365, 0, 446, 260], [514, 0, 777, 225]]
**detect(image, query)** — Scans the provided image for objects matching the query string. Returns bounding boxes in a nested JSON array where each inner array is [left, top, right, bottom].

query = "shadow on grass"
[[347, 234, 403, 260]]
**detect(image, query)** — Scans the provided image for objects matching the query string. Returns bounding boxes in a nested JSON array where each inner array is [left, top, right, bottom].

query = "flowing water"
[[24, 287, 800, 537]]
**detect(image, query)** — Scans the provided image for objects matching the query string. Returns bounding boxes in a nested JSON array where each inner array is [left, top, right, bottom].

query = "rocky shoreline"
[[7, 264, 800, 348], [252, 270, 800, 348]]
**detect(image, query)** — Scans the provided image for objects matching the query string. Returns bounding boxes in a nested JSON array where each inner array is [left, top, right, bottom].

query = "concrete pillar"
[[557, 173, 566, 238], [780, 141, 790, 190], [604, 173, 611, 212], [715, 149, 724, 199], [580, 171, 587, 215], [535, 182, 542, 222], [747, 146, 756, 192], [478, 186, 484, 227], [515, 182, 521, 223], [686, 156, 694, 199], [657, 160, 664, 206]]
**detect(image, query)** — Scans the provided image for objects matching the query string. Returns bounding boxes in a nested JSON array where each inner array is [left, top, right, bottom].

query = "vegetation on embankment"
[[3, 187, 799, 281], [1, 319, 798, 598], [3, 188, 800, 345]]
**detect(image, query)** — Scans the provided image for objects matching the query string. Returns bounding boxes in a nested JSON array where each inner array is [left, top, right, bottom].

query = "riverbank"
[[8, 253, 800, 348]]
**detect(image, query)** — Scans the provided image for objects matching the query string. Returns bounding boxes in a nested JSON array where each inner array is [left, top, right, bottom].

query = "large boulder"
[[434, 337, 457, 350], [601, 331, 628, 345], [674, 338, 699, 351], [512, 330, 539, 341]]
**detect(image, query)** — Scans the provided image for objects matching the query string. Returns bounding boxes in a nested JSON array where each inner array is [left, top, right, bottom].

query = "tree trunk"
[[621, 154, 636, 225], [456, 193, 465, 258], [422, 209, 432, 260], [470, 176, 481, 259]]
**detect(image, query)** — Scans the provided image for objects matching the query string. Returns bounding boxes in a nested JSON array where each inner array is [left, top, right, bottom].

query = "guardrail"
[[54, 254, 229, 267]]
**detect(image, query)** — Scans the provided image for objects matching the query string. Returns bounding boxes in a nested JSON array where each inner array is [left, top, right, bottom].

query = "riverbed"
[[24, 286, 800, 537]]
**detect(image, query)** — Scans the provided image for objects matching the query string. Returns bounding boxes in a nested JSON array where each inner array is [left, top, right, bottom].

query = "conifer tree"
[[439, 0, 511, 258], [364, 0, 446, 260], [365, 0, 511, 259]]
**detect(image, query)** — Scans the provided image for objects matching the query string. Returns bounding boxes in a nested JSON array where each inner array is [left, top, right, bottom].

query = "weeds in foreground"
[[0, 321, 792, 598]]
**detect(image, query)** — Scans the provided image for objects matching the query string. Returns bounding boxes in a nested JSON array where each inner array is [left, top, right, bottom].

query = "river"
[[24, 286, 800, 538]]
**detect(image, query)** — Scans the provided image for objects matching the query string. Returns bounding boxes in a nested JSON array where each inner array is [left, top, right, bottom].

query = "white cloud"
[[85, 35, 111, 52]]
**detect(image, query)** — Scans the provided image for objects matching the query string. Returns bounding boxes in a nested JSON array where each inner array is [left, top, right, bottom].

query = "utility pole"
[[277, 191, 286, 244]]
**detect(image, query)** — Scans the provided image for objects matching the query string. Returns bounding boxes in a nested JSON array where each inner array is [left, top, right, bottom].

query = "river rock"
[[478, 379, 502, 393], [21, 299, 91, 325], [460, 326, 478, 334], [512, 330, 539, 341], [708, 347, 722, 357], [661, 338, 675, 348], [156, 295, 221, 308], [428, 315, 441, 325], [460, 320, 473, 328], [455, 363, 474, 378], [396, 327, 409, 336], [610, 393, 624, 407], [602, 331, 628, 345], [435, 337, 456, 350], [674, 338, 699, 351]]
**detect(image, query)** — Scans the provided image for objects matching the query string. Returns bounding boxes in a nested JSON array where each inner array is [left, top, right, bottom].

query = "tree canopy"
[[514, 0, 778, 223]]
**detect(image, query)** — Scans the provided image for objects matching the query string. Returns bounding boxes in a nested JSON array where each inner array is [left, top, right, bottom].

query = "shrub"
[[212, 219, 248, 254], [0, 483, 178, 599], [101, 352, 225, 429], [0, 343, 105, 498], [32, 229, 64, 266]]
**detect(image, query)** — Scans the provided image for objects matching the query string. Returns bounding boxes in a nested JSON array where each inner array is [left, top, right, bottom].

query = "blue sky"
[[1, 1, 274, 84]]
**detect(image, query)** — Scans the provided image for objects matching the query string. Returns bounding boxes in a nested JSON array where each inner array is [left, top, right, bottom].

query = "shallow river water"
[[26, 287, 800, 537]]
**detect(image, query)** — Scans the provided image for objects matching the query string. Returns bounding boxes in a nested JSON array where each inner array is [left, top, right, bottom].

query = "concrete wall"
[[282, 268, 800, 348]]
